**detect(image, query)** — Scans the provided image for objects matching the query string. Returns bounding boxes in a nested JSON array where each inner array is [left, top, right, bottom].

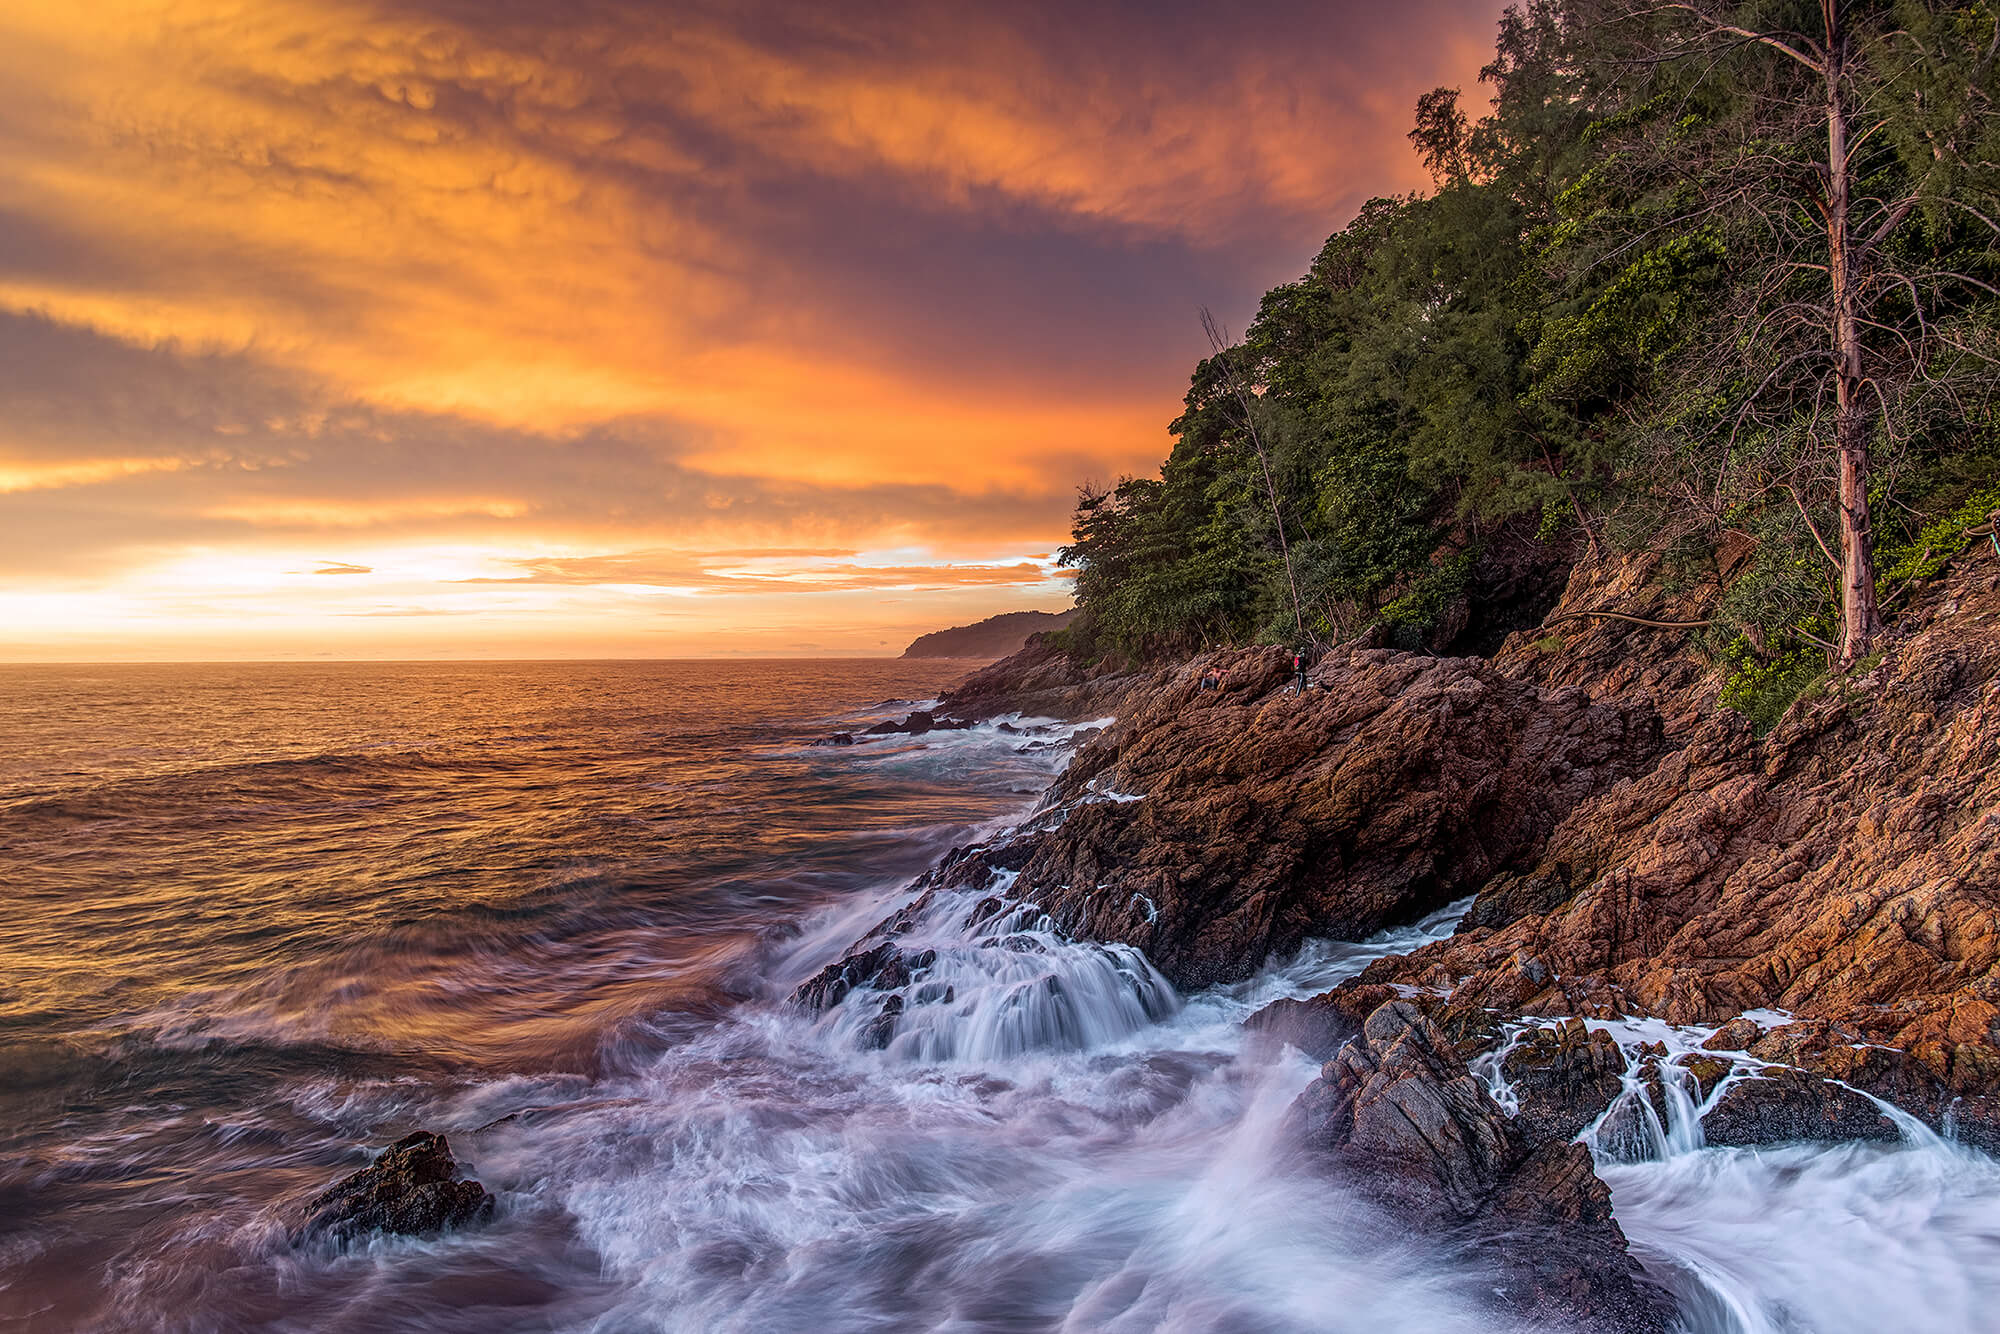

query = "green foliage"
[[1061, 0, 2000, 676], [1378, 553, 1475, 650], [1525, 228, 1725, 412], [1719, 636, 1827, 735], [1876, 482, 2000, 584]]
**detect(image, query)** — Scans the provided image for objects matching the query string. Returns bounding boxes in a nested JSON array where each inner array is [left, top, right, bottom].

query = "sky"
[[0, 0, 1501, 660]]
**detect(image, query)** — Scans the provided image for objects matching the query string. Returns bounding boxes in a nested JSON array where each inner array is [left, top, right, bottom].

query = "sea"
[[3, 660, 1999, 1333]]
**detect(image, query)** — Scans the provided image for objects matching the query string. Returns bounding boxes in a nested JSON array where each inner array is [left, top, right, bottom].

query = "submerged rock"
[[1700, 1067, 1900, 1147], [864, 709, 975, 736], [1291, 1001, 1676, 1332], [296, 1131, 493, 1244]]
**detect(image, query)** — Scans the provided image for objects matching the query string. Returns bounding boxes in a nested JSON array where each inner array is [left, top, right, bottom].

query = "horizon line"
[[0, 654, 1007, 668]]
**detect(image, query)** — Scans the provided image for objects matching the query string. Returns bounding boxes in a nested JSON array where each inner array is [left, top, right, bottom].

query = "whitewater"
[[2, 661, 1995, 1332]]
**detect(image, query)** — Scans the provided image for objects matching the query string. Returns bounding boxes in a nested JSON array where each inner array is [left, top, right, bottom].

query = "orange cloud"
[[461, 550, 1059, 593], [0, 457, 190, 493], [0, 0, 1502, 657]]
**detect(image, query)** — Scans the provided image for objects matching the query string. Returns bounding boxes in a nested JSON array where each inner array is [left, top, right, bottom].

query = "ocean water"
[[3, 661, 1997, 1333]]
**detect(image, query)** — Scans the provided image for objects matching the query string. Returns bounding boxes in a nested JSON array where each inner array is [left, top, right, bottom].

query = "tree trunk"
[[1824, 11, 1883, 664]]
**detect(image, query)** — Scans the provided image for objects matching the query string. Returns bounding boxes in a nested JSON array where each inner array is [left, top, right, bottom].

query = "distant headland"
[[900, 609, 1074, 660]]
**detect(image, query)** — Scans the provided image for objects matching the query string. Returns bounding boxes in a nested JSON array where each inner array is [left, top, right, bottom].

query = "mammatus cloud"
[[0, 0, 1501, 658]]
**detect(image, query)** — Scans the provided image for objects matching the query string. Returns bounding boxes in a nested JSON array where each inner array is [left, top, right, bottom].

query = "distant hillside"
[[901, 609, 1074, 660]]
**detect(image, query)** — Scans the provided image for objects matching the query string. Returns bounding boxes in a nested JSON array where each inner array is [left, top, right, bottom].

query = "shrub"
[[1875, 482, 2000, 587], [1719, 635, 1826, 734]]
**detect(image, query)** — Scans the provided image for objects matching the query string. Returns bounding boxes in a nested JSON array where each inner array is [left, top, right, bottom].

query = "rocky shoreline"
[[305, 549, 2000, 1325], [797, 545, 2000, 1328]]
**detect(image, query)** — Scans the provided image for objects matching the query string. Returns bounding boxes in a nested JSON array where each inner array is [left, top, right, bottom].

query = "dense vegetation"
[[1058, 1, 2000, 716]]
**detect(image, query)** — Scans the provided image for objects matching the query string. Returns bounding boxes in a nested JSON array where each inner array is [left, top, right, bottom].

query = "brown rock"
[[296, 1131, 493, 1245], [1300, 1001, 1516, 1220], [937, 631, 1139, 722], [1012, 646, 1663, 989], [1242, 983, 1400, 1061], [1702, 1017, 1765, 1052], [1291, 1001, 1675, 1332], [1681, 1054, 1735, 1102], [1500, 1019, 1630, 1144], [1348, 559, 2000, 1106]]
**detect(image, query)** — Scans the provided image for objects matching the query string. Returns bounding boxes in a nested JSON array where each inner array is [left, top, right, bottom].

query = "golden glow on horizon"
[[0, 0, 1497, 658], [0, 457, 192, 493], [0, 541, 1076, 660]]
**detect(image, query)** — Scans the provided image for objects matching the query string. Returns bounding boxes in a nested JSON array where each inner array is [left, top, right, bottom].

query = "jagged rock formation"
[[947, 549, 2000, 1118], [872, 543, 2000, 1325], [937, 631, 1138, 722], [1497, 1018, 1632, 1144], [990, 644, 1663, 989], [1289, 1001, 1676, 1331], [294, 1131, 493, 1245], [1490, 546, 1734, 737], [1355, 556, 2000, 1116], [1699, 1067, 1900, 1146]]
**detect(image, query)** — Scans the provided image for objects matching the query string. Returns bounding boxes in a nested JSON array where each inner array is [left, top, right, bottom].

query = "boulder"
[[296, 1131, 493, 1244], [1244, 983, 1402, 1062], [1295, 1001, 1516, 1220], [1700, 1067, 1901, 1147], [1291, 1001, 1675, 1331]]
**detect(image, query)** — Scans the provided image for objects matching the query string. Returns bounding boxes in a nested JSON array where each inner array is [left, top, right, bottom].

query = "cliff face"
[[1360, 555, 2000, 1125]]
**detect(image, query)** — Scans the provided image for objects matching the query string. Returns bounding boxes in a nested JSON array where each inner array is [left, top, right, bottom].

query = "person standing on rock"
[[1292, 650, 1307, 696]]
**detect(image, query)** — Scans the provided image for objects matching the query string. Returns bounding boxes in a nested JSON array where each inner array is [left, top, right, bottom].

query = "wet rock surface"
[[295, 1131, 493, 1245], [1291, 1001, 1675, 1332], [1499, 1018, 1630, 1144], [863, 709, 975, 736], [1003, 645, 1663, 990], [792, 940, 938, 1016], [851, 549, 2000, 1326], [1700, 1067, 1901, 1146]]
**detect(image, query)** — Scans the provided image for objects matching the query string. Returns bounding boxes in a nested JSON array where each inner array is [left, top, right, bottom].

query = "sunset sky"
[[1, 0, 1500, 660]]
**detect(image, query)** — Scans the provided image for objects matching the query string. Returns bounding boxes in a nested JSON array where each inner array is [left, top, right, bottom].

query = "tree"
[[1199, 307, 1309, 644], [1606, 0, 2000, 662]]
